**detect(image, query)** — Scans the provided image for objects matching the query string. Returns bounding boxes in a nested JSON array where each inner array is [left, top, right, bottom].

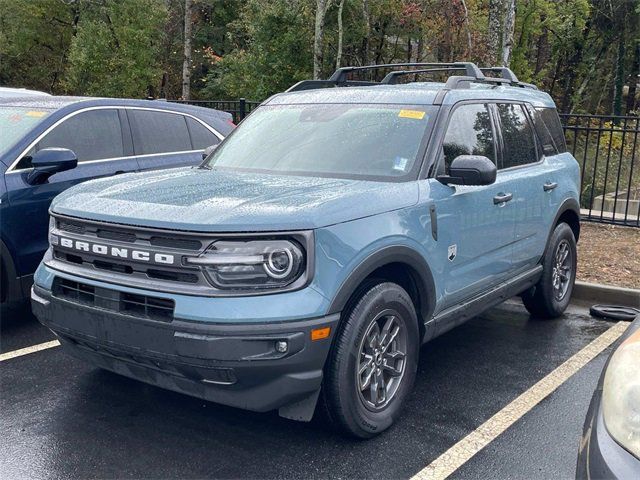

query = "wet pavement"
[[0, 299, 620, 479]]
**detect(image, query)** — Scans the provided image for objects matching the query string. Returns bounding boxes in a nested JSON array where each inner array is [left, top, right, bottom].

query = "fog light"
[[275, 340, 288, 353]]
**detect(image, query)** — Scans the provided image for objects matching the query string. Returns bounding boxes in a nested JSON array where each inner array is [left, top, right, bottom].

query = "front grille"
[[150, 236, 202, 250], [58, 220, 86, 235], [97, 229, 137, 243], [51, 216, 211, 292], [53, 278, 174, 322]]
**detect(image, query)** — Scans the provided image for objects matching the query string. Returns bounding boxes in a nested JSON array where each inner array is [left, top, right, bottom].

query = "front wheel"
[[322, 282, 419, 438], [522, 222, 577, 318]]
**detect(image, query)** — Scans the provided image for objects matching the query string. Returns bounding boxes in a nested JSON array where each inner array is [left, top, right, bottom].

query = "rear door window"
[[186, 117, 220, 150], [31, 109, 124, 166], [129, 110, 192, 155], [496, 103, 538, 169], [442, 103, 496, 173]]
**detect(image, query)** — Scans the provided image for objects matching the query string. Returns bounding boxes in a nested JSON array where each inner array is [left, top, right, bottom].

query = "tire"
[[522, 222, 577, 318], [322, 281, 419, 438]]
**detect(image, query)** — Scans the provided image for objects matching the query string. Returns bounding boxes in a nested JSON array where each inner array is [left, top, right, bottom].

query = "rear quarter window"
[[534, 107, 567, 154], [129, 110, 192, 155], [186, 117, 220, 150]]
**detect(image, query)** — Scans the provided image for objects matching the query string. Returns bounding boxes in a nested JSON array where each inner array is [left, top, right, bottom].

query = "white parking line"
[[411, 321, 628, 480], [0, 340, 60, 362]]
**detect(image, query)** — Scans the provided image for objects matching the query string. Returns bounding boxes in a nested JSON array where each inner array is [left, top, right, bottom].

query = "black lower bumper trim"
[[32, 285, 339, 415]]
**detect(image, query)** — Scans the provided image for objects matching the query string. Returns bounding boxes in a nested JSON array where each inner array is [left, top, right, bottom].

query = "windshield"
[[0, 107, 51, 157], [205, 104, 436, 180]]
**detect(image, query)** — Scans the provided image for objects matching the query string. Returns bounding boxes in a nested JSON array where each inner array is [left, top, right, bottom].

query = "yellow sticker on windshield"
[[26, 111, 47, 118], [398, 109, 426, 120]]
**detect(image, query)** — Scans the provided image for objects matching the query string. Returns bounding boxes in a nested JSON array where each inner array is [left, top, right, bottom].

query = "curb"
[[573, 281, 640, 308]]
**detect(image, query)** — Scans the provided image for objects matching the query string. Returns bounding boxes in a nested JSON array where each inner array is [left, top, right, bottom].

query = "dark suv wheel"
[[322, 281, 419, 438], [522, 222, 577, 318]]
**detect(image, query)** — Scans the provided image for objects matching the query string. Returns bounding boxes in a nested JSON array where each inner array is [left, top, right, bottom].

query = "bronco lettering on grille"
[[59, 237, 175, 265]]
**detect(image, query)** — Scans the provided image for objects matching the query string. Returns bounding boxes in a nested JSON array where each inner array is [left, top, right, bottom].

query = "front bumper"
[[31, 284, 339, 420]]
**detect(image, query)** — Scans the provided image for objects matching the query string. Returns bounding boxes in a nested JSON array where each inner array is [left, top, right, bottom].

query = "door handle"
[[493, 192, 513, 205], [543, 182, 558, 192], [114, 170, 126, 175]]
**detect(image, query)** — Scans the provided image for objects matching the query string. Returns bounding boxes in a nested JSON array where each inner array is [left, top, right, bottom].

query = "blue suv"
[[1, 96, 233, 304], [31, 63, 580, 438]]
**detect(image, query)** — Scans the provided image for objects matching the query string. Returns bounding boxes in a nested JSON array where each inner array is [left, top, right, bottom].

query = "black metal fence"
[[171, 98, 261, 123], [174, 99, 639, 228], [560, 114, 639, 227]]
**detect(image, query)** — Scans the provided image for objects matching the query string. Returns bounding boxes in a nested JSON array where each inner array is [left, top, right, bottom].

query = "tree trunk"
[[612, 31, 625, 118], [181, 0, 193, 100], [626, 40, 640, 114], [460, 0, 472, 57], [313, 0, 330, 79], [336, 0, 345, 69], [487, 0, 502, 64], [534, 23, 549, 76], [361, 0, 370, 65], [501, 0, 515, 66]]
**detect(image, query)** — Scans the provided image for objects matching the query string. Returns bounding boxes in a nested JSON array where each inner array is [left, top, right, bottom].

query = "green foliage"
[[1, 0, 640, 114], [64, 0, 167, 97], [0, 0, 76, 92], [201, 0, 314, 99]]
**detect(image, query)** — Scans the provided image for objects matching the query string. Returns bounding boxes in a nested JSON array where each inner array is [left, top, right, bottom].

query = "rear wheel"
[[322, 282, 419, 438], [522, 223, 577, 318]]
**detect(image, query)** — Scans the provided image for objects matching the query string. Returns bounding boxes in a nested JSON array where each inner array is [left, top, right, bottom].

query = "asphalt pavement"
[[0, 298, 620, 479]]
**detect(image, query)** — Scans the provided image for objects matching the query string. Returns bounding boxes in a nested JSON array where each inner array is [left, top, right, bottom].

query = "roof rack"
[[286, 62, 538, 96]]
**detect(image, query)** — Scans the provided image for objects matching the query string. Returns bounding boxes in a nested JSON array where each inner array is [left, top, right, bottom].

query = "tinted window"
[[129, 110, 191, 155], [497, 103, 538, 168], [526, 104, 557, 155], [536, 107, 567, 153], [186, 117, 220, 149], [34, 109, 123, 164], [442, 104, 495, 172]]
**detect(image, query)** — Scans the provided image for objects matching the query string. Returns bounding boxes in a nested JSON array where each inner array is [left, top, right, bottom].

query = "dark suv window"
[[129, 110, 192, 155], [536, 107, 567, 153], [442, 103, 496, 172], [186, 117, 220, 150], [497, 103, 538, 168], [26, 109, 124, 167]]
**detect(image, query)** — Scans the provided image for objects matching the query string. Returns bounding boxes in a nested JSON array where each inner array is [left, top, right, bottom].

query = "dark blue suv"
[[0, 96, 233, 304]]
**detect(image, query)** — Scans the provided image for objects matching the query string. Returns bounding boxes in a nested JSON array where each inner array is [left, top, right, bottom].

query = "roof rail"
[[286, 79, 378, 92], [286, 62, 537, 94], [329, 62, 485, 83]]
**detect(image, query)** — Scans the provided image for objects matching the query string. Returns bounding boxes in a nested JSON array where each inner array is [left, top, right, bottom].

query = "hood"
[[51, 168, 419, 232]]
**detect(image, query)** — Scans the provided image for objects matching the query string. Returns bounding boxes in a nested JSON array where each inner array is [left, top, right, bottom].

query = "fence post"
[[239, 98, 246, 121]]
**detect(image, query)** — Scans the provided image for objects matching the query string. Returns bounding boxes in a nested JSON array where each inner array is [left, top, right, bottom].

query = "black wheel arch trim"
[[327, 245, 436, 323], [545, 197, 580, 254]]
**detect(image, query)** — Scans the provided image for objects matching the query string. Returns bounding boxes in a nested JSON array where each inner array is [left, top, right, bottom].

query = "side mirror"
[[26, 148, 78, 185], [202, 144, 218, 160], [437, 155, 496, 186]]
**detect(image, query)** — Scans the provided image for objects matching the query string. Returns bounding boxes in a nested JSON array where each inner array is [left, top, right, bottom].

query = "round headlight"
[[265, 249, 294, 279]]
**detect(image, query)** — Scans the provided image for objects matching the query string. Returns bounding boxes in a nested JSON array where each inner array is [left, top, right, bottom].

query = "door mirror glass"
[[26, 148, 78, 185], [437, 155, 496, 186], [202, 144, 218, 160]]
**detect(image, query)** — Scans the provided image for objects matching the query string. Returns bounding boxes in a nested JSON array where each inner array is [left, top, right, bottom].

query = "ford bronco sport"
[[31, 63, 580, 438]]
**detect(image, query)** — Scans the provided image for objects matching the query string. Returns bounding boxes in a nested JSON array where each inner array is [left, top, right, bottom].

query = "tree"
[[487, 0, 502, 64], [336, 0, 346, 68], [501, 0, 515, 66], [182, 0, 193, 99], [63, 0, 167, 98], [314, 0, 331, 79]]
